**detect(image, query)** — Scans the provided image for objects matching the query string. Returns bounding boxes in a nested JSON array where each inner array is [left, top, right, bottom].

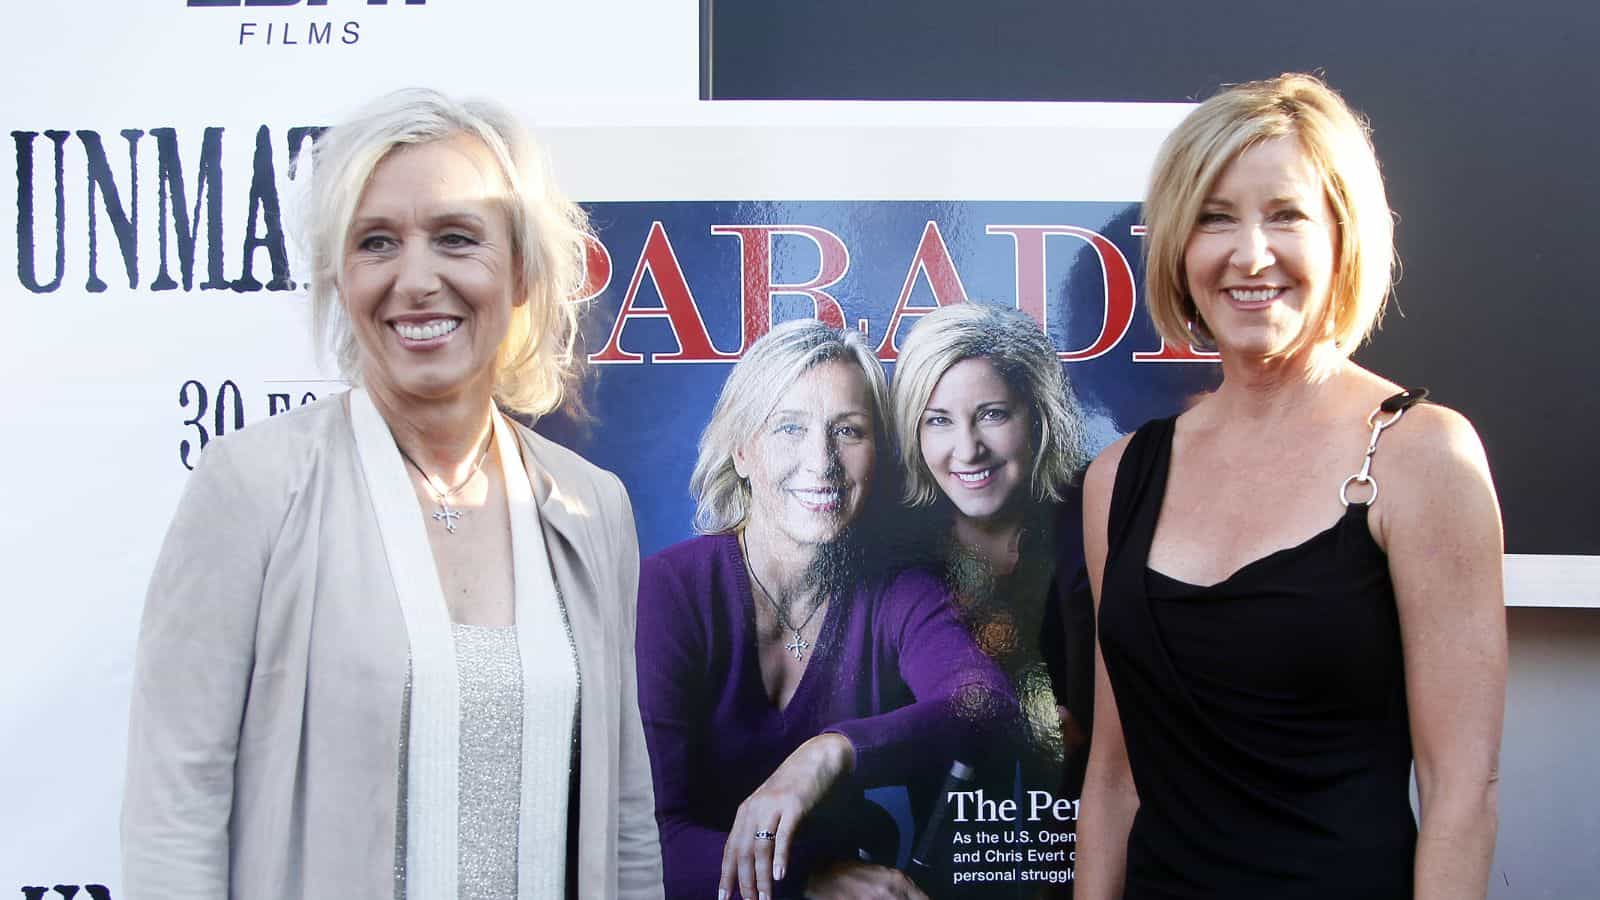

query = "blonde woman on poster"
[[891, 302, 1094, 895], [1077, 74, 1505, 899], [121, 90, 663, 900], [636, 320, 1014, 900]]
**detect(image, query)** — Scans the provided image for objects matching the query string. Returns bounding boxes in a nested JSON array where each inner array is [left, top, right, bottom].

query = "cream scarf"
[[348, 387, 577, 899]]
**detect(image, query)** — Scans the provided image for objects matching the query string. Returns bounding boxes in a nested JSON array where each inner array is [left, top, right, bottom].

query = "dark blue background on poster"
[[546, 201, 1218, 557]]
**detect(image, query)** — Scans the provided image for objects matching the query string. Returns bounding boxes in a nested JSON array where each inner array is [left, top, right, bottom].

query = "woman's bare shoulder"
[[1359, 389, 1499, 557], [1082, 427, 1153, 560], [1084, 433, 1135, 507], [1323, 365, 1490, 493], [1370, 393, 1492, 483]]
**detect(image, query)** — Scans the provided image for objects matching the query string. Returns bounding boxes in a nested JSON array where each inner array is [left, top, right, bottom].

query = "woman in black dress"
[[1076, 74, 1505, 899]]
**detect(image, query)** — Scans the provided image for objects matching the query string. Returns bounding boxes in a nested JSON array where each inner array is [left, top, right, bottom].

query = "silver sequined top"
[[395, 618, 577, 900], [453, 623, 523, 900]]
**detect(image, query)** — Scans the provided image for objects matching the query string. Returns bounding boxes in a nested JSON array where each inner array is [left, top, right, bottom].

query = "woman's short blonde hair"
[[690, 320, 890, 535], [1143, 73, 1394, 358], [305, 88, 591, 415], [890, 303, 1088, 507]]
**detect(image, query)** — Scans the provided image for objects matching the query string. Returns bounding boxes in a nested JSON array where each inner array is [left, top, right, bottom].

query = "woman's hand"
[[805, 860, 928, 899], [1057, 704, 1088, 752], [719, 733, 855, 900]]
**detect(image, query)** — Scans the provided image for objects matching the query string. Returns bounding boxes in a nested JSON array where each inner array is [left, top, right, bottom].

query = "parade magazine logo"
[[186, 0, 429, 48]]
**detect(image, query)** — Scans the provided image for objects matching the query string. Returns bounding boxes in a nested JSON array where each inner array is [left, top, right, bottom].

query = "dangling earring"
[[1185, 304, 1216, 352]]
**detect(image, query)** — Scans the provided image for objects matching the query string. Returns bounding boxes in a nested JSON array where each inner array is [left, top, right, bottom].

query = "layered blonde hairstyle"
[[891, 303, 1088, 507], [1143, 73, 1394, 358], [690, 320, 890, 535], [305, 88, 592, 415]]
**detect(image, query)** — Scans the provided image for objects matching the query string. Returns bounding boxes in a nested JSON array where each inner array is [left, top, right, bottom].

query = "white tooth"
[[395, 319, 461, 340]]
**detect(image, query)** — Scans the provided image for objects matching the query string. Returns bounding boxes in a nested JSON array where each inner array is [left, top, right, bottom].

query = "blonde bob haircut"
[[690, 320, 890, 535], [1143, 73, 1394, 359], [891, 303, 1088, 508], [306, 88, 592, 415]]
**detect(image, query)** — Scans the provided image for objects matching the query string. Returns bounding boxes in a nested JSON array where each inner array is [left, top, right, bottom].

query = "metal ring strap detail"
[[1340, 401, 1414, 506]]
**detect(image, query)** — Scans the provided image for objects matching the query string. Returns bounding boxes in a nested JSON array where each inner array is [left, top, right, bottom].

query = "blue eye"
[[775, 422, 804, 436], [980, 407, 1010, 422], [923, 414, 951, 428]]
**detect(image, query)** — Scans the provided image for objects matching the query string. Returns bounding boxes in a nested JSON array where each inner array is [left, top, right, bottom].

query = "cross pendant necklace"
[[783, 630, 810, 661], [431, 499, 465, 534], [741, 534, 826, 661], [395, 429, 493, 536]]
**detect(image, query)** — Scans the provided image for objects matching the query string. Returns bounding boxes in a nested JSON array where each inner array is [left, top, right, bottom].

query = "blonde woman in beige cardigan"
[[121, 89, 663, 900]]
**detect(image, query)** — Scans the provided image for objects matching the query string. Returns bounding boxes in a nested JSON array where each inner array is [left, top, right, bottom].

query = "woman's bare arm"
[[1073, 438, 1139, 900], [1375, 405, 1506, 900]]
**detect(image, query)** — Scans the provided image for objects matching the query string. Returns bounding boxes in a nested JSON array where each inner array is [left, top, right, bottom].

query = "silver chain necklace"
[[395, 431, 493, 535], [741, 534, 827, 660]]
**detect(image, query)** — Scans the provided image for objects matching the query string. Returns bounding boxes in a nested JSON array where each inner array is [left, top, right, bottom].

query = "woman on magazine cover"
[[891, 302, 1095, 896], [121, 89, 663, 900], [1076, 73, 1505, 899], [636, 319, 1016, 900]]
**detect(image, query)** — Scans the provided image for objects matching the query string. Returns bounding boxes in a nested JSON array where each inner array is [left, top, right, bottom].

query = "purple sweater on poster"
[[636, 533, 1016, 899]]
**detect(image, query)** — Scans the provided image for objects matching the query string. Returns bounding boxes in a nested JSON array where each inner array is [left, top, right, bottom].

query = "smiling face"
[[919, 356, 1035, 526], [1183, 135, 1338, 361], [340, 135, 520, 413], [735, 359, 876, 563]]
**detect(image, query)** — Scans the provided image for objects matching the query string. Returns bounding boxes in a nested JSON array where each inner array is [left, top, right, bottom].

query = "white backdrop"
[[0, 0, 700, 888]]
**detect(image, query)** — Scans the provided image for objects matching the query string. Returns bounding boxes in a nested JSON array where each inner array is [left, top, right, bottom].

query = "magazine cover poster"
[[565, 199, 1218, 897]]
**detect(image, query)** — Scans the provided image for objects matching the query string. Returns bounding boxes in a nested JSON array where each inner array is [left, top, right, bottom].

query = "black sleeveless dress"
[[1099, 417, 1416, 899]]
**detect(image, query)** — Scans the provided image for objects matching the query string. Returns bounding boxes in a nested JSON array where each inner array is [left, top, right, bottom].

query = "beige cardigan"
[[122, 393, 664, 899]]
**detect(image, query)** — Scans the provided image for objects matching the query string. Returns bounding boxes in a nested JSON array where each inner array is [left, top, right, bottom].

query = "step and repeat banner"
[[4, 2, 692, 894]]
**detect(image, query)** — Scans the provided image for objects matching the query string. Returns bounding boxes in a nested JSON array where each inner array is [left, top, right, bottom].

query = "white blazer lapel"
[[347, 388, 460, 900], [496, 414, 581, 898]]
